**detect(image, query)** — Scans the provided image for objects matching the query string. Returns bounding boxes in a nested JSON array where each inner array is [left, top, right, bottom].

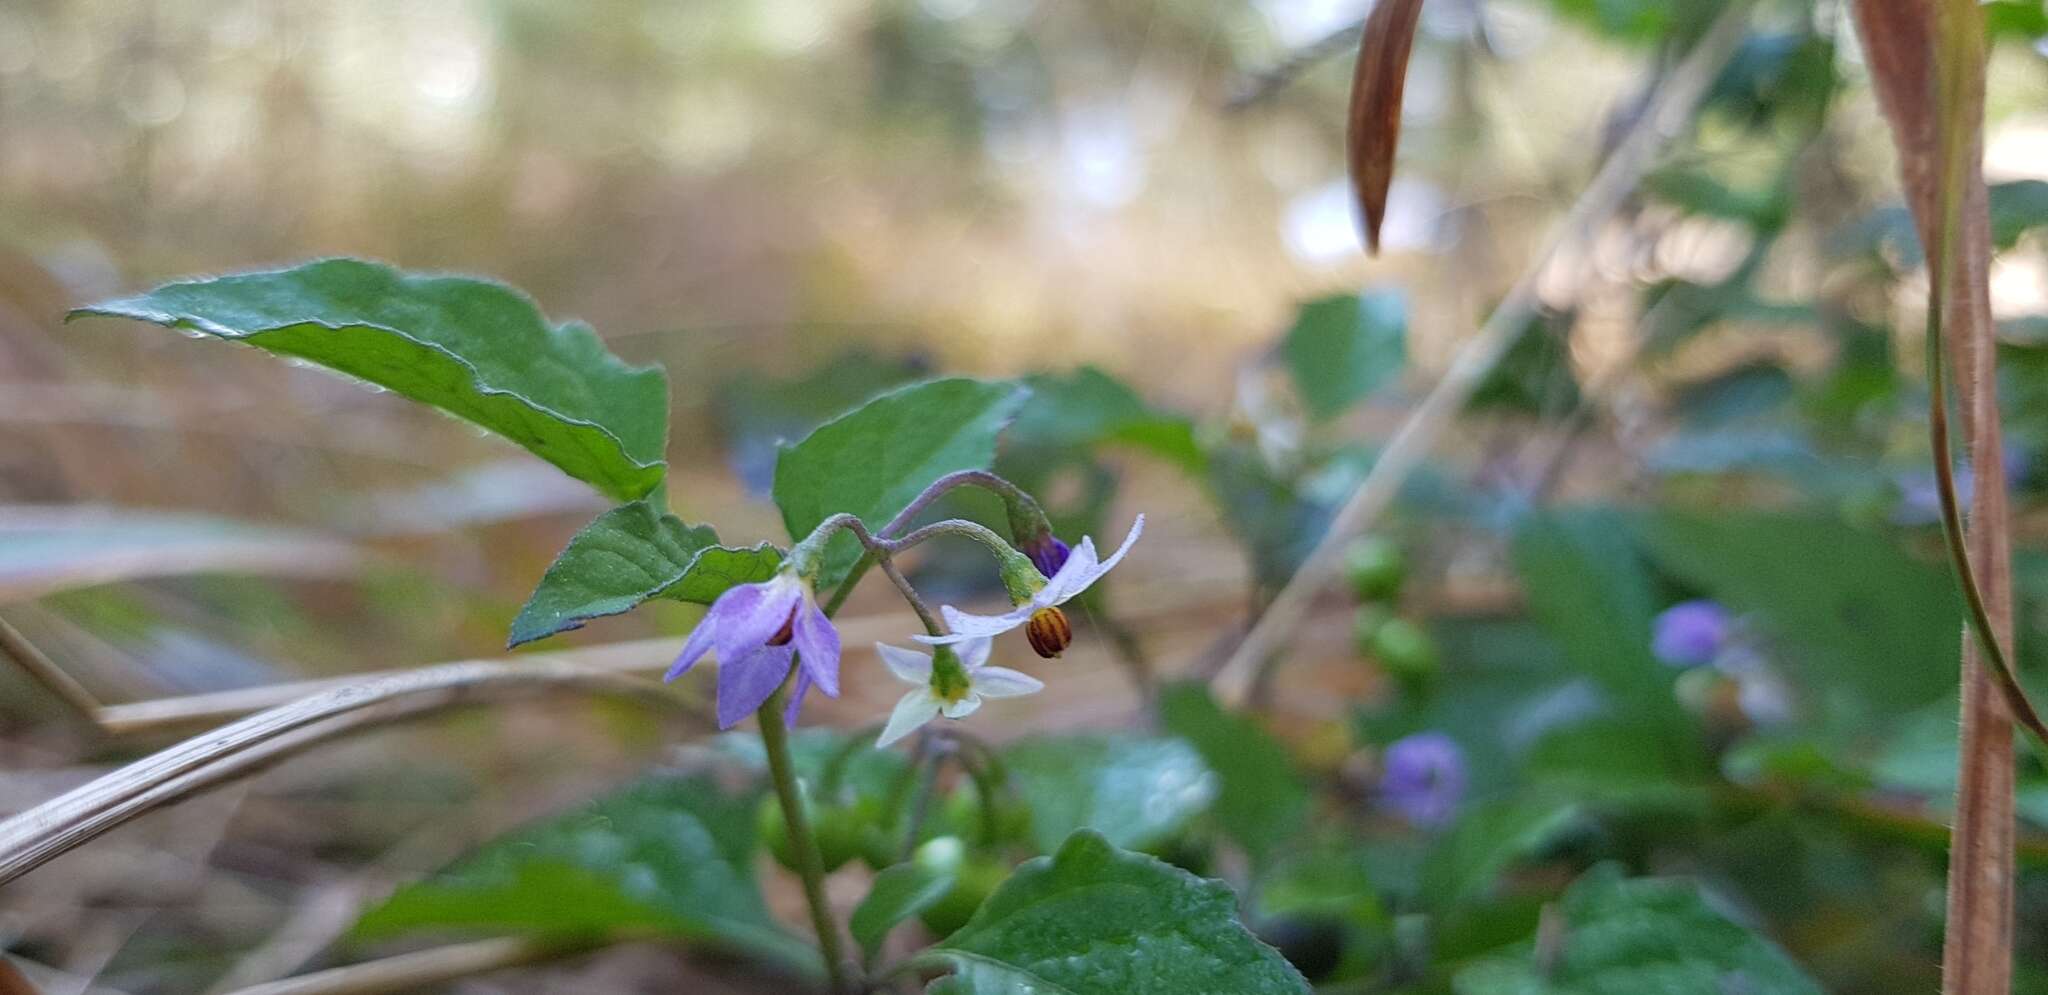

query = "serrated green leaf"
[[70, 259, 668, 501], [1279, 291, 1407, 422], [353, 772, 812, 972], [1454, 865, 1823, 995], [921, 830, 1308, 995], [1157, 682, 1308, 865], [773, 378, 1027, 587], [1003, 735, 1217, 854], [509, 501, 782, 647], [851, 860, 957, 959]]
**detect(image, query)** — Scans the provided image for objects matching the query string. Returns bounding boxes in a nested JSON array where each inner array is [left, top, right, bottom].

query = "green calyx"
[[930, 645, 973, 704], [997, 547, 1048, 605]]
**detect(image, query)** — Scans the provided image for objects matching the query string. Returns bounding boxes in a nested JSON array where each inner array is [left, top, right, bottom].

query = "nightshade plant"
[[68, 258, 1304, 994]]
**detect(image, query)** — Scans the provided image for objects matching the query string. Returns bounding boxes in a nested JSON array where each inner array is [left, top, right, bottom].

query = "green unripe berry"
[[918, 849, 1010, 938], [1344, 536, 1408, 602], [1368, 616, 1439, 686], [757, 790, 862, 874]]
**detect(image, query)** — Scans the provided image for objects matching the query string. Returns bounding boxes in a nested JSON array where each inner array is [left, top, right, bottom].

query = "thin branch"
[[1211, 0, 1756, 707]]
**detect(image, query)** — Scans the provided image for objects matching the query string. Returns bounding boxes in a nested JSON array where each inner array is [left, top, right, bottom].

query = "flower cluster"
[[663, 503, 1142, 747]]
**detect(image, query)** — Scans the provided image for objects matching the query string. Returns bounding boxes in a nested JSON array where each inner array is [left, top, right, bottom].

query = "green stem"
[[759, 683, 853, 993], [953, 739, 1006, 847]]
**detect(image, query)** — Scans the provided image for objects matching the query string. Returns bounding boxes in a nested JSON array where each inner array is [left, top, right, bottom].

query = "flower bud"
[[1024, 606, 1072, 658], [1022, 534, 1073, 578]]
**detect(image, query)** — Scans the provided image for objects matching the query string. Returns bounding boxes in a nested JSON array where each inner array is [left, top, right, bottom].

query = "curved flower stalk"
[[665, 570, 841, 728], [875, 637, 1042, 747], [916, 515, 1144, 658]]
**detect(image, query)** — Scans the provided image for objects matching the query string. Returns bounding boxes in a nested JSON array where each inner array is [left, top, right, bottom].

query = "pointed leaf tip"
[[1346, 0, 1425, 255]]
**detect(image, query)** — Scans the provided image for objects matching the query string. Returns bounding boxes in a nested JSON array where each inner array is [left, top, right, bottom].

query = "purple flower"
[[1379, 732, 1466, 829], [1023, 534, 1072, 578], [666, 571, 840, 729], [1652, 599, 1730, 668]]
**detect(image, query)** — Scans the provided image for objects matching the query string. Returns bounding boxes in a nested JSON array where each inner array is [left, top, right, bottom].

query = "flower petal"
[[876, 642, 935, 685], [665, 614, 717, 682], [971, 666, 1044, 698], [783, 669, 812, 728], [877, 690, 942, 747], [956, 635, 993, 671], [940, 692, 983, 720], [715, 644, 794, 730], [1056, 514, 1144, 602], [1041, 537, 1100, 603], [713, 576, 801, 663], [912, 604, 1034, 645], [792, 599, 840, 697]]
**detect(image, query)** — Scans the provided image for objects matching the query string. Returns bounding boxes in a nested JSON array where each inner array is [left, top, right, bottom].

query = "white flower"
[[875, 636, 1043, 747], [914, 514, 1144, 647]]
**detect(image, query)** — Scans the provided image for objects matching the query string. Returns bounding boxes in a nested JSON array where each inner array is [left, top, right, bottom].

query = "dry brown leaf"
[[1346, 0, 1425, 255]]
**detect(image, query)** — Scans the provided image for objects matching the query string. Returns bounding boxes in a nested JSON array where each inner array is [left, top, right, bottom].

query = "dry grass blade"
[[0, 505, 364, 604], [219, 937, 589, 995], [1346, 0, 1425, 254], [0, 659, 685, 887]]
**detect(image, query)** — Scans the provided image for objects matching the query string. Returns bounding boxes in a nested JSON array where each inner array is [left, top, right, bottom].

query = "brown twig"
[[1211, 0, 1757, 706]]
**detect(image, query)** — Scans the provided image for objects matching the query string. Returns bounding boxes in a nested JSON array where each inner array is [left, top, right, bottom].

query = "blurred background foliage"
[[8, 0, 2048, 992]]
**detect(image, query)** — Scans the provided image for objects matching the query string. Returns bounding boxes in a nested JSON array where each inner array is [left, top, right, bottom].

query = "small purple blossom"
[[1023, 534, 1072, 578], [666, 571, 840, 729], [1379, 732, 1467, 829], [1652, 599, 1730, 668]]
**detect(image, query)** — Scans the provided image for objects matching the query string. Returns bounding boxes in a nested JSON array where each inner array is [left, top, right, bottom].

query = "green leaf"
[[1466, 312, 1580, 416], [1157, 682, 1308, 864], [508, 501, 782, 647], [921, 830, 1308, 995], [716, 350, 925, 494], [851, 860, 957, 959], [1634, 511, 1958, 724], [1454, 865, 1823, 995], [1512, 510, 1698, 768], [1525, 719, 1713, 812], [71, 259, 668, 502], [1422, 797, 1585, 908], [353, 772, 812, 972], [772, 378, 1027, 587], [1010, 367, 1204, 472], [1003, 735, 1218, 854], [1279, 291, 1407, 422]]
